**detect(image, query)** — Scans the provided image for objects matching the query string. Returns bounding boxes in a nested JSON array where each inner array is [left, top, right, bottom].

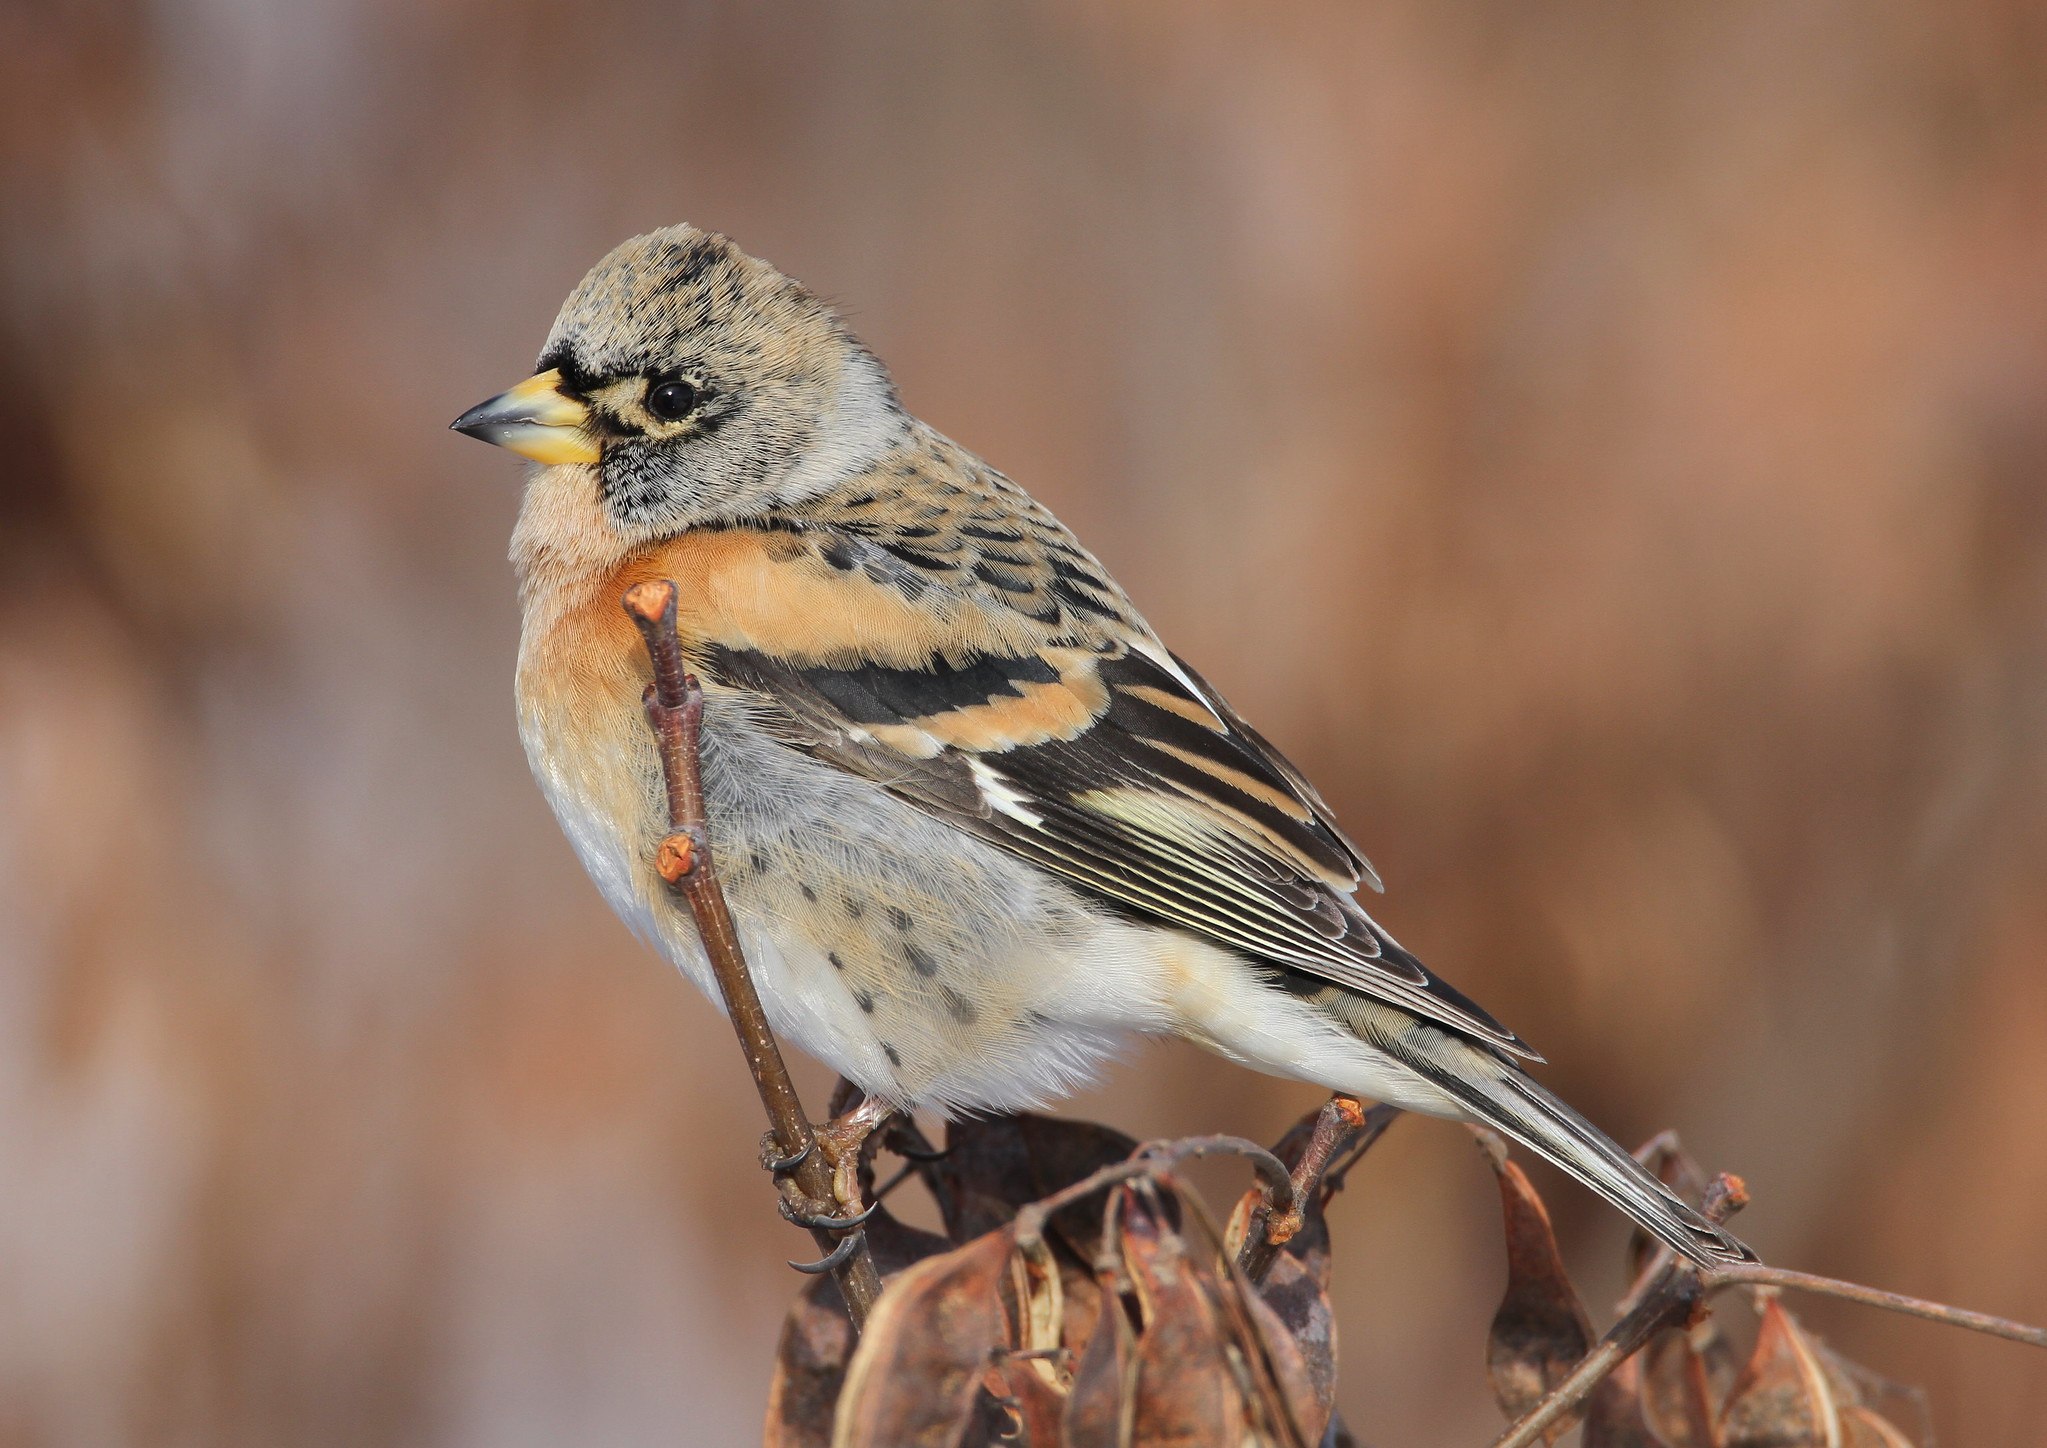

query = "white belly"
[[517, 682, 1177, 1112]]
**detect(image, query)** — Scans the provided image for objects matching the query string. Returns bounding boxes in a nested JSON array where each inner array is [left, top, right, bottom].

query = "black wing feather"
[[701, 638, 1533, 1058]]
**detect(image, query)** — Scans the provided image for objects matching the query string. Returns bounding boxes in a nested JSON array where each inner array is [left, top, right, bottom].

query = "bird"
[[452, 223, 1752, 1267]]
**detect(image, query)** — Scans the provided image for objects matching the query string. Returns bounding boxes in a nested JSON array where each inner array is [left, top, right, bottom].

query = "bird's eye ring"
[[646, 379, 701, 422]]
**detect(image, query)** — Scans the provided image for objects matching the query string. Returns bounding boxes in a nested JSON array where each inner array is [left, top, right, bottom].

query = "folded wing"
[[696, 535, 1535, 1060]]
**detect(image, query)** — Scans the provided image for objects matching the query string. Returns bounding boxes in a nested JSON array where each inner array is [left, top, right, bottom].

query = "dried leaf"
[[767, 1210, 956, 1448], [1640, 1329, 1721, 1447], [832, 1226, 1019, 1448], [766, 1275, 856, 1448], [930, 1114, 1139, 1252], [1054, 1242, 1107, 1370], [1839, 1406, 1915, 1448], [991, 1356, 1070, 1446], [1178, 1181, 1319, 1447], [1719, 1299, 1840, 1448], [1013, 1231, 1067, 1363], [1477, 1133, 1595, 1439], [1583, 1357, 1662, 1448], [1251, 1247, 1338, 1441], [1231, 1254, 1327, 1447], [1063, 1258, 1139, 1446], [1120, 1188, 1255, 1445], [986, 1232, 1081, 1445], [1811, 1341, 1923, 1448]]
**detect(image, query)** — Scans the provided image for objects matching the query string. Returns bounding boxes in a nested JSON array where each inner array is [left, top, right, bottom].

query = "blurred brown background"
[[5, 3, 2046, 1443]]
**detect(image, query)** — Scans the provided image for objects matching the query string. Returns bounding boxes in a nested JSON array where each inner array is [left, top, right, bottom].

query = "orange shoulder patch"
[[623, 528, 1053, 668]]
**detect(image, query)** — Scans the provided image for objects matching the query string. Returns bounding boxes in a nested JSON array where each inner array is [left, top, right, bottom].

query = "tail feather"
[[1382, 1021, 1756, 1268], [1482, 1066, 1754, 1267]]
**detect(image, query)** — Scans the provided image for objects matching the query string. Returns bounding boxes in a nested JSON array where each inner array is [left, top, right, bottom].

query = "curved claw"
[[780, 1196, 881, 1232], [889, 1140, 951, 1162], [763, 1140, 814, 1175], [787, 1229, 866, 1276]]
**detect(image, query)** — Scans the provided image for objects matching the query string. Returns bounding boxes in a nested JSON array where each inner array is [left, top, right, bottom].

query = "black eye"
[[646, 379, 700, 422]]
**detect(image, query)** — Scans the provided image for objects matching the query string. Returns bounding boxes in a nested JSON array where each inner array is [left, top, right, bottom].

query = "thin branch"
[[1237, 1095, 1398, 1285], [623, 580, 883, 1330], [1013, 1133, 1301, 1252], [1712, 1265, 2047, 1349]]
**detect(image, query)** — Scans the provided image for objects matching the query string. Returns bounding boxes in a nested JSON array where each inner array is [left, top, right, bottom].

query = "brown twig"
[[1013, 1133, 1302, 1252], [622, 580, 883, 1329], [1487, 1168, 2047, 1447], [1237, 1094, 1398, 1285], [1709, 1265, 2047, 1349]]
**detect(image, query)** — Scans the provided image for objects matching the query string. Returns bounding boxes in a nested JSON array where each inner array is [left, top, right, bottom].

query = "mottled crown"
[[538, 225, 858, 391]]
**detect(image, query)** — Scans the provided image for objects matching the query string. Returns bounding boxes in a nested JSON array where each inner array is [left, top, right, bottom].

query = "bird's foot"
[[759, 1092, 898, 1224]]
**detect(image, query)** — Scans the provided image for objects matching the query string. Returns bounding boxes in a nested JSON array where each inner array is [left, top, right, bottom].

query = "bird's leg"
[[814, 1091, 896, 1210]]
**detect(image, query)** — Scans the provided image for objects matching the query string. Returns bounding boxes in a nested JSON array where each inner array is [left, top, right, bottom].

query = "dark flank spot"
[[905, 944, 939, 977], [882, 1043, 902, 1068], [828, 951, 844, 970], [894, 524, 942, 539], [940, 986, 979, 1024], [844, 898, 864, 919], [837, 493, 881, 510], [748, 849, 769, 875], [886, 907, 913, 932], [821, 537, 860, 571], [855, 990, 875, 1013], [800, 883, 817, 902]]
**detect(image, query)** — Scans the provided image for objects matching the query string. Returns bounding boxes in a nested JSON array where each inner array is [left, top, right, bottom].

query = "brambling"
[[453, 224, 1752, 1267]]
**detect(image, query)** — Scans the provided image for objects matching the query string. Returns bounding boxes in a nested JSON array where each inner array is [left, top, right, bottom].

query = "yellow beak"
[[450, 369, 600, 465]]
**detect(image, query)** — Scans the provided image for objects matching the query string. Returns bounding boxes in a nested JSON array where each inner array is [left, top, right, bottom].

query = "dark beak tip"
[[449, 403, 491, 435]]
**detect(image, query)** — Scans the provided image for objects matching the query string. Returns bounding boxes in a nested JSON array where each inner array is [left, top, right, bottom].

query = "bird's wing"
[[668, 489, 1535, 1060]]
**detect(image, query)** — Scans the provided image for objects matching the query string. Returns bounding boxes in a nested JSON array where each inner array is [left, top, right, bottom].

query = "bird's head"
[[454, 225, 902, 541]]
